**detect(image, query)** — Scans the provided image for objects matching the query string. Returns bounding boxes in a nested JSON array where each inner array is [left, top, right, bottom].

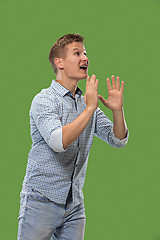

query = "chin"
[[80, 76, 87, 80], [80, 72, 88, 79], [71, 72, 88, 80]]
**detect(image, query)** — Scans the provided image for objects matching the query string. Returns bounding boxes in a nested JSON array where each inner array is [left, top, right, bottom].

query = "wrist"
[[86, 106, 96, 114], [112, 107, 124, 114]]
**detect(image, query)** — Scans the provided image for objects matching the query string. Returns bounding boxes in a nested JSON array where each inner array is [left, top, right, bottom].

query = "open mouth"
[[79, 65, 88, 71]]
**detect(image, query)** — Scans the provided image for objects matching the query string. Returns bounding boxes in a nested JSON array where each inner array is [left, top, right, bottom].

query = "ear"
[[54, 58, 64, 70]]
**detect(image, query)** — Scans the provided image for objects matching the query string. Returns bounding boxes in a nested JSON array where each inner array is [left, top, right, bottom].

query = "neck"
[[56, 75, 79, 98]]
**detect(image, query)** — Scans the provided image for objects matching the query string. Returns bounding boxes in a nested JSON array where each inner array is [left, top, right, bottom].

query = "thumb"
[[98, 95, 108, 106], [98, 95, 105, 103], [86, 76, 90, 90]]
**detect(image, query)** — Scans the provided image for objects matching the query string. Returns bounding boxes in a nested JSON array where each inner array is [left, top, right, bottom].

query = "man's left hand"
[[98, 75, 124, 111]]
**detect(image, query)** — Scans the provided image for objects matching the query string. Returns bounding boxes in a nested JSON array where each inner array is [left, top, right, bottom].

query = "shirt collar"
[[51, 80, 82, 98]]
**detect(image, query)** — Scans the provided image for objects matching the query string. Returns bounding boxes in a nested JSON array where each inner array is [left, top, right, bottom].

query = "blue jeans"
[[17, 183, 86, 240]]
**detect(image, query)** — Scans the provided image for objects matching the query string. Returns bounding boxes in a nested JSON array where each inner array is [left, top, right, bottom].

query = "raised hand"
[[84, 74, 99, 111], [98, 75, 124, 111]]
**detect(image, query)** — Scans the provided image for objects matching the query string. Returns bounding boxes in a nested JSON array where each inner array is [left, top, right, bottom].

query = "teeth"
[[80, 65, 87, 68]]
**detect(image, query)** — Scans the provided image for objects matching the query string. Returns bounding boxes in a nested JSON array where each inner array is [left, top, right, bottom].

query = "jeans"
[[17, 183, 86, 240]]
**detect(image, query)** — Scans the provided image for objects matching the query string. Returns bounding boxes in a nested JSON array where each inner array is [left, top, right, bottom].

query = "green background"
[[1, 0, 160, 239]]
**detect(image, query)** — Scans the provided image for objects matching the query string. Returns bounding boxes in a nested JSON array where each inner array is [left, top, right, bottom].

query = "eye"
[[75, 52, 80, 56], [84, 52, 87, 56]]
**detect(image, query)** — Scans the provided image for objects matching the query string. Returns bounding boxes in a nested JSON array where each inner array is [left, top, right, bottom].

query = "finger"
[[90, 74, 96, 84], [86, 76, 90, 89], [98, 95, 106, 104], [95, 79, 99, 90], [87, 75, 90, 83], [106, 78, 112, 92], [116, 76, 120, 91], [120, 81, 124, 94], [111, 75, 116, 89]]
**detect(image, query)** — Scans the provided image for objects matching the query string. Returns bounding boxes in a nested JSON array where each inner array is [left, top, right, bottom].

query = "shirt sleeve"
[[30, 93, 65, 151], [94, 107, 129, 148], [48, 128, 66, 152]]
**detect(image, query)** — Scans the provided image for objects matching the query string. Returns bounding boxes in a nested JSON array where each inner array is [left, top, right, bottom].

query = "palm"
[[98, 75, 124, 111]]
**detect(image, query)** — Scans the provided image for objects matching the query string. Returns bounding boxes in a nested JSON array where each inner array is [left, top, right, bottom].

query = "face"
[[59, 42, 89, 80]]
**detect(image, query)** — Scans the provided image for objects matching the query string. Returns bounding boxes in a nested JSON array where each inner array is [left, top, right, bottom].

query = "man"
[[17, 33, 129, 240]]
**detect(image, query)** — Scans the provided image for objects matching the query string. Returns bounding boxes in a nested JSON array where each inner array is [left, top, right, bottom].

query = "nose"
[[82, 54, 89, 63]]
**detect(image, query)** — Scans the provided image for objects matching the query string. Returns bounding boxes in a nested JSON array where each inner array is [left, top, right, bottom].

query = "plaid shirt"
[[23, 80, 129, 206]]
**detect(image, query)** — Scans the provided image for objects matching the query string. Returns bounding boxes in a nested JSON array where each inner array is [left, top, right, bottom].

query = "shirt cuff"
[[111, 129, 129, 147], [48, 128, 66, 152]]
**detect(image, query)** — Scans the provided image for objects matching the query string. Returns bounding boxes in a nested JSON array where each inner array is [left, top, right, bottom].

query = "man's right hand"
[[62, 74, 99, 150], [84, 74, 99, 111]]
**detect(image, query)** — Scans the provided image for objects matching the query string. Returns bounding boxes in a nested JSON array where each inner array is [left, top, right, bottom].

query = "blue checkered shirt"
[[23, 80, 129, 206]]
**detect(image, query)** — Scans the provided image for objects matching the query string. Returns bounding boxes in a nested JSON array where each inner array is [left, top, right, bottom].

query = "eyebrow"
[[73, 48, 86, 52]]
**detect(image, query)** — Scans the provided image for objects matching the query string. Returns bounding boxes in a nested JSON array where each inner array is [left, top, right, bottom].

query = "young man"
[[17, 33, 129, 240]]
